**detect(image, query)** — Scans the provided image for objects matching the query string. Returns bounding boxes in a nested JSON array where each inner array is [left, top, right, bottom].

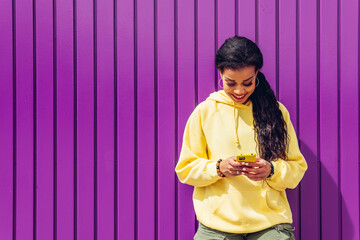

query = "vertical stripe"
[[337, 0, 341, 237], [76, 0, 95, 238], [157, 0, 176, 239], [77, 0, 96, 237], [194, 1, 198, 229], [278, 0, 299, 238], [16, 0, 34, 238], [113, 0, 118, 237], [275, 0, 279, 97], [174, 0, 179, 239], [255, 0, 258, 44], [340, 0, 359, 239], [33, 0, 37, 238], [0, 0, 14, 239], [13, 0, 17, 237], [56, 0, 75, 237], [215, 0, 218, 91], [97, 0, 115, 238], [177, 1, 196, 239], [235, 0, 238, 35], [295, 0, 301, 237], [154, 0, 158, 237], [198, 0, 216, 102], [258, 0, 276, 90], [359, 1, 360, 235], [319, 0, 340, 240], [238, 0, 256, 42], [52, 0, 57, 238], [134, 0, 138, 238], [93, 0, 98, 238], [36, 0, 54, 238], [73, 0, 77, 238], [195, 0, 198, 106], [316, 0, 322, 239], [217, 0, 236, 48], [137, 0, 155, 239], [117, 0, 135, 238], [299, 0, 320, 239]]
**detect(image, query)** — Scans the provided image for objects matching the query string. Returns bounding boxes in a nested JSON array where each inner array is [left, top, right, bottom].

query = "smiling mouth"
[[231, 93, 247, 100]]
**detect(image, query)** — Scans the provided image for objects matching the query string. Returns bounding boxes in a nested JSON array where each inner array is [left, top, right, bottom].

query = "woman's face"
[[220, 66, 258, 104]]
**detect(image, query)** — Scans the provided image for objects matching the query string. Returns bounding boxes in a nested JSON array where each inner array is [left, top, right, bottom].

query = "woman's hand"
[[220, 157, 271, 180], [219, 156, 246, 177], [241, 158, 272, 181]]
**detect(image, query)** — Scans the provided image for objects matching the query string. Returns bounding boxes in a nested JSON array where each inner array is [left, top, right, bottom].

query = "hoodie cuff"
[[206, 160, 223, 180], [266, 160, 281, 183]]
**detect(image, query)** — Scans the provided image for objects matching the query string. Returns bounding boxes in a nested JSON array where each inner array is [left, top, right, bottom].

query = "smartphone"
[[236, 153, 256, 162]]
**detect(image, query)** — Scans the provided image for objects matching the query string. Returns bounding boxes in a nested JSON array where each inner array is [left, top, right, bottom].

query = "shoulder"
[[191, 99, 218, 115], [187, 99, 218, 125]]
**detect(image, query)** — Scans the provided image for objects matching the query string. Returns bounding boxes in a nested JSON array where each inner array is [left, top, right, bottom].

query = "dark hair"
[[215, 36, 288, 161], [215, 36, 263, 72]]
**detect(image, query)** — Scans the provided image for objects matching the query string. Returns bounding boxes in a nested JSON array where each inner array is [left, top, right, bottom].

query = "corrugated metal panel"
[[0, 0, 14, 239], [0, 0, 358, 239]]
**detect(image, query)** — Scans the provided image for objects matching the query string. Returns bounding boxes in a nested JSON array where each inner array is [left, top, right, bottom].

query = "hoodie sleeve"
[[175, 105, 222, 187], [266, 104, 308, 191]]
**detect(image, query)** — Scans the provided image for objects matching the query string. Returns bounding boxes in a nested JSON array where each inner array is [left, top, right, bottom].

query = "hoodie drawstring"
[[233, 103, 240, 147], [206, 90, 251, 148]]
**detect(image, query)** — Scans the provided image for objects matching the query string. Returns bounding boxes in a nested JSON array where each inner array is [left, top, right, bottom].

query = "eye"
[[226, 82, 236, 87], [243, 81, 253, 87]]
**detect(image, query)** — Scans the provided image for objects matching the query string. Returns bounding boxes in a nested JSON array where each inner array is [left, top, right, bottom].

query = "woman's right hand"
[[219, 156, 248, 177]]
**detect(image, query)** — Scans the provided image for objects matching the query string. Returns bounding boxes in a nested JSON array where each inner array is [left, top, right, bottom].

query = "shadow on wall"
[[294, 141, 352, 240]]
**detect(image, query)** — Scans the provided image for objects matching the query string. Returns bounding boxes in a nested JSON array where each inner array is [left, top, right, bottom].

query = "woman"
[[175, 36, 307, 240]]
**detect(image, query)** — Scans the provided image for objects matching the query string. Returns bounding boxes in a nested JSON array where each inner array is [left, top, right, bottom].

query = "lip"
[[231, 93, 247, 101]]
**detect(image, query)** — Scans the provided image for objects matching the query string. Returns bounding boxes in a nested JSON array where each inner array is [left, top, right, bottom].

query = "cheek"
[[222, 84, 232, 92], [223, 87, 234, 98], [247, 85, 256, 93]]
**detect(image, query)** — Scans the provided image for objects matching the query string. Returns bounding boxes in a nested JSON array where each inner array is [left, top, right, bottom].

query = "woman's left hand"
[[240, 158, 272, 181]]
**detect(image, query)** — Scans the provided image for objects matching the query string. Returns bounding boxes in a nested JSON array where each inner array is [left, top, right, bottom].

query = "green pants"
[[194, 223, 296, 240]]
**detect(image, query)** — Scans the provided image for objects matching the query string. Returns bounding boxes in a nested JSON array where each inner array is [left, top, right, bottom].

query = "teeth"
[[234, 94, 245, 98]]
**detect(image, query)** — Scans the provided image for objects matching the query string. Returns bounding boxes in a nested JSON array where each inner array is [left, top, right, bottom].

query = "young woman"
[[175, 36, 307, 240]]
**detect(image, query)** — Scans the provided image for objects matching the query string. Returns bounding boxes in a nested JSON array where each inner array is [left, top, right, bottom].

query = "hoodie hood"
[[206, 90, 253, 147]]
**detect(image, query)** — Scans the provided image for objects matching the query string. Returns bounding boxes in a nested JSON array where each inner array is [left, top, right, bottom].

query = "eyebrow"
[[225, 75, 254, 82]]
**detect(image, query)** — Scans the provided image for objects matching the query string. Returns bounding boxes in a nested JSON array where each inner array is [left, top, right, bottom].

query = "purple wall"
[[0, 0, 359, 239]]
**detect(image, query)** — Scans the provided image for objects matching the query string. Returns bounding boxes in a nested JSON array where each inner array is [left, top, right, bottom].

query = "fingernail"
[[245, 163, 249, 166], [242, 168, 246, 171], [241, 172, 245, 175], [241, 162, 245, 165]]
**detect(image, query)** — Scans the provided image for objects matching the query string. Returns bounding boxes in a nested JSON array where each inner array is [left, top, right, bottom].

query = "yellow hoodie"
[[175, 90, 307, 233]]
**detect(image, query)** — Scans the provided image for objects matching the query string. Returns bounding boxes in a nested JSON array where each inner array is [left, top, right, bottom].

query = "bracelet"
[[216, 159, 226, 178], [266, 160, 274, 178]]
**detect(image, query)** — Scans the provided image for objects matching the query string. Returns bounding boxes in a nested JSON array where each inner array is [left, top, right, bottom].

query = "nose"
[[233, 86, 245, 95]]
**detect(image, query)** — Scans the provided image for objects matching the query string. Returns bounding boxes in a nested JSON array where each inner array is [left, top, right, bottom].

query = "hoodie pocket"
[[196, 191, 226, 221], [265, 187, 286, 212], [211, 190, 248, 224]]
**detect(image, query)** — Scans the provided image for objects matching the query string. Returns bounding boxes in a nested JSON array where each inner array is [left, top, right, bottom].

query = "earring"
[[218, 78, 223, 88], [255, 77, 260, 87]]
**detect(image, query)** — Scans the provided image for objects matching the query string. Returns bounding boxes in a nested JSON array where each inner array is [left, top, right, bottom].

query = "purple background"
[[0, 0, 359, 239]]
